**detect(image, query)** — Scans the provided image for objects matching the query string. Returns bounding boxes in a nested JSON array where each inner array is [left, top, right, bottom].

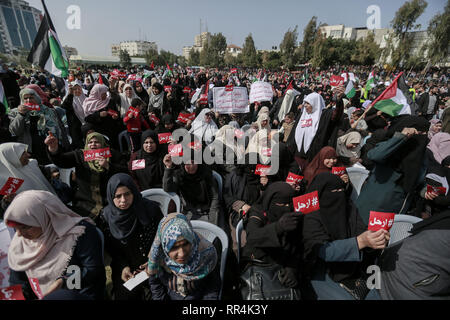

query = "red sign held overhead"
[[168, 144, 183, 157], [254, 164, 271, 176], [286, 172, 304, 185], [164, 86, 172, 93], [332, 167, 347, 177], [368, 211, 395, 232], [0, 177, 24, 196], [188, 141, 202, 150], [128, 106, 140, 118], [83, 148, 112, 162], [158, 133, 172, 144], [177, 113, 196, 124], [330, 75, 345, 87], [230, 68, 237, 74], [293, 191, 320, 214], [149, 114, 160, 124], [225, 84, 233, 92], [183, 87, 191, 94]]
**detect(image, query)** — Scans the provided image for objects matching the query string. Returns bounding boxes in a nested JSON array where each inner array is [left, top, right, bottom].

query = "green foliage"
[[262, 51, 282, 70], [426, 0, 450, 65], [144, 48, 159, 66], [280, 26, 299, 69], [301, 16, 317, 62], [241, 33, 258, 68], [188, 48, 200, 66], [351, 31, 381, 65], [119, 49, 131, 67]]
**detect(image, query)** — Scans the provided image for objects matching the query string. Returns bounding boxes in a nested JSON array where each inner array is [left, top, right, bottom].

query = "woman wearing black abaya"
[[241, 182, 303, 297], [302, 173, 388, 300], [133, 80, 149, 106], [128, 130, 165, 191], [99, 173, 163, 300]]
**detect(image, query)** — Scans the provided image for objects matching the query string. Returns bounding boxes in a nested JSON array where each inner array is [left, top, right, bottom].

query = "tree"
[[224, 51, 239, 67], [383, 0, 428, 67], [301, 16, 317, 62], [262, 51, 282, 70], [119, 49, 131, 67], [241, 33, 258, 68], [200, 40, 212, 66], [351, 31, 381, 65], [188, 48, 200, 66], [280, 26, 299, 69], [425, 0, 450, 65], [144, 48, 159, 66], [208, 33, 227, 67]]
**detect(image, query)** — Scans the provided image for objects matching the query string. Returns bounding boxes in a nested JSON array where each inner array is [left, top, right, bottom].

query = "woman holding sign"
[[302, 173, 389, 300], [45, 132, 128, 220]]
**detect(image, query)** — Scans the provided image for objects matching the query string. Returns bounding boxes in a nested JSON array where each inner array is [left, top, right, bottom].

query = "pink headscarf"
[[427, 119, 441, 140], [26, 84, 51, 107], [82, 84, 110, 116], [427, 132, 450, 164]]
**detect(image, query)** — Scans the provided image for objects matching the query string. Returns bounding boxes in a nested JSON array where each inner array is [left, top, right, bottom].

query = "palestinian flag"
[[27, 0, 69, 78], [166, 63, 173, 77], [345, 80, 356, 99], [0, 80, 9, 113], [371, 72, 411, 117], [366, 71, 376, 91]]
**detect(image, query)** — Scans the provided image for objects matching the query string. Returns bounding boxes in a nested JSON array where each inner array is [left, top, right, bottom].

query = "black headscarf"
[[411, 210, 450, 235], [103, 173, 162, 241], [261, 181, 297, 223], [133, 81, 149, 105], [236, 152, 263, 205], [135, 130, 164, 189], [386, 115, 430, 193]]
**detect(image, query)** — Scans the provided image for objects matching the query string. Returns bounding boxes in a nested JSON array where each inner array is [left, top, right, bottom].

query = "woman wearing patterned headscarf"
[[146, 213, 220, 300]]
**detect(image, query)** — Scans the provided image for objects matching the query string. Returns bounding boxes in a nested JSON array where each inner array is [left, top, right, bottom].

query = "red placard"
[[230, 68, 237, 74], [300, 119, 312, 128], [368, 211, 395, 232], [168, 144, 183, 157], [187, 113, 196, 121], [177, 113, 192, 124], [286, 172, 304, 185], [254, 164, 271, 176], [426, 185, 447, 195], [293, 191, 320, 214], [164, 85, 172, 93], [225, 84, 233, 92], [128, 106, 140, 118], [0, 177, 24, 196], [234, 129, 244, 139], [107, 109, 118, 117], [0, 285, 26, 300], [24, 103, 40, 111], [127, 74, 137, 81], [330, 75, 344, 87], [198, 94, 208, 105], [332, 167, 347, 177], [28, 278, 43, 300], [149, 114, 160, 124], [131, 159, 146, 170], [158, 133, 172, 144], [183, 87, 191, 93], [83, 148, 112, 162], [261, 148, 272, 157], [188, 141, 202, 150]]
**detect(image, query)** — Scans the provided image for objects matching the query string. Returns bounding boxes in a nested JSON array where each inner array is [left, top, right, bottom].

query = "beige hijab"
[[5, 190, 94, 295], [336, 131, 362, 158]]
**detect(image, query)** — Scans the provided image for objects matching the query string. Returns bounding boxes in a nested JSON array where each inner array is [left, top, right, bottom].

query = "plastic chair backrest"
[[212, 170, 223, 200], [387, 214, 422, 247], [141, 188, 181, 216], [118, 130, 130, 153], [241, 124, 251, 132], [190, 220, 228, 300], [346, 167, 370, 196], [236, 219, 244, 264]]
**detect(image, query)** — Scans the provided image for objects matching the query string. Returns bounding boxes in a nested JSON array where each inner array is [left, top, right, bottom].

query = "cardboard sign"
[[164, 85, 172, 93], [158, 133, 172, 144], [128, 106, 140, 118], [300, 119, 312, 128], [0, 285, 25, 300], [183, 87, 191, 94], [234, 129, 244, 139], [189, 141, 202, 150], [293, 191, 320, 214], [168, 144, 183, 157], [330, 75, 344, 87], [212, 87, 249, 114], [28, 278, 43, 300], [230, 68, 237, 74], [426, 185, 447, 195], [254, 164, 271, 176], [249, 81, 274, 104], [0, 177, 24, 196], [83, 148, 112, 161], [177, 113, 195, 124], [127, 74, 137, 81], [286, 172, 304, 185], [24, 103, 40, 111], [368, 211, 395, 232], [149, 114, 160, 124], [332, 167, 347, 177], [198, 93, 208, 105], [107, 109, 118, 117], [225, 84, 233, 92], [132, 159, 146, 170]]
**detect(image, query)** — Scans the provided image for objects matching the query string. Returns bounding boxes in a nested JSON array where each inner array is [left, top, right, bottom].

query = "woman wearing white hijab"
[[0, 142, 55, 194], [5, 190, 105, 299], [119, 84, 138, 117], [189, 108, 218, 145], [61, 82, 87, 148]]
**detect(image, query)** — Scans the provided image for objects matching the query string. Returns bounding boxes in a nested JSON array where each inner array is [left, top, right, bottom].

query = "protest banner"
[[83, 148, 112, 161], [212, 86, 249, 114], [249, 81, 273, 104]]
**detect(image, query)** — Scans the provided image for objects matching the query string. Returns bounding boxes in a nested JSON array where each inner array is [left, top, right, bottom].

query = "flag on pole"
[[365, 71, 376, 92], [150, 61, 154, 70], [344, 80, 356, 99], [371, 72, 411, 117], [0, 80, 9, 113], [166, 63, 173, 77], [27, 0, 69, 78]]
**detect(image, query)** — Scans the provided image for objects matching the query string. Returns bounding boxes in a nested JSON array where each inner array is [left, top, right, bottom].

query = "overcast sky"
[[26, 0, 446, 56]]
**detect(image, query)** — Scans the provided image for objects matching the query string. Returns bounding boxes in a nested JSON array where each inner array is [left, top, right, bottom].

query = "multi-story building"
[[0, 0, 42, 54], [111, 40, 158, 57], [226, 44, 242, 57], [63, 45, 78, 58], [183, 31, 211, 60]]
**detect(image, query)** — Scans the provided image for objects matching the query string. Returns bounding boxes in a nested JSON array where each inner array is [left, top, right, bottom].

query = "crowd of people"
[[0, 60, 449, 300]]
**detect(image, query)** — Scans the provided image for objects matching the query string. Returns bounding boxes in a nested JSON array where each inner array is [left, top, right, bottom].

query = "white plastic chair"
[[346, 167, 370, 196], [235, 219, 244, 264], [141, 188, 181, 216], [212, 170, 223, 200], [190, 220, 228, 300], [387, 214, 422, 247], [241, 124, 251, 132]]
